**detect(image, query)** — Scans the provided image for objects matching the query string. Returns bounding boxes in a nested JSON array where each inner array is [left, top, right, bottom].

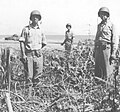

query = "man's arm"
[[71, 31, 75, 39], [61, 32, 68, 45], [41, 33, 47, 48], [61, 38, 67, 45], [109, 24, 119, 64], [111, 24, 118, 57], [19, 28, 27, 59], [93, 25, 100, 58]]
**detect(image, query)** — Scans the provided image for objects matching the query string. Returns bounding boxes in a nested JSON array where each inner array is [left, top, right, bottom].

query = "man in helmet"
[[61, 23, 75, 70], [19, 10, 47, 85], [94, 7, 118, 81], [61, 23, 75, 53]]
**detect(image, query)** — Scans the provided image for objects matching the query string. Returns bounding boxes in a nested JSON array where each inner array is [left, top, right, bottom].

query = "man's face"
[[67, 26, 71, 30], [31, 15, 40, 23], [100, 12, 108, 21]]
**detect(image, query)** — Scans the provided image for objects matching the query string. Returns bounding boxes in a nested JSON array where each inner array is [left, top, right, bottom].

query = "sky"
[[0, 0, 120, 35]]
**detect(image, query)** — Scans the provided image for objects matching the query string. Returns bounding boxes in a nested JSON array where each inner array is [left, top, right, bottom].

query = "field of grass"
[[0, 39, 120, 112]]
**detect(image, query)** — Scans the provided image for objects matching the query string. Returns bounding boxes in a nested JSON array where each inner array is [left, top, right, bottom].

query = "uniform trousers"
[[26, 50, 43, 80], [95, 43, 114, 80]]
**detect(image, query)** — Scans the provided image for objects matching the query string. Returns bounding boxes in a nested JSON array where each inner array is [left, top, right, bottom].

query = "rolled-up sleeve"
[[42, 33, 47, 45], [19, 28, 26, 42]]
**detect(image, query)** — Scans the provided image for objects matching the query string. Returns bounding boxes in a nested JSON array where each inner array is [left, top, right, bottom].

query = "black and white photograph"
[[0, 0, 120, 112]]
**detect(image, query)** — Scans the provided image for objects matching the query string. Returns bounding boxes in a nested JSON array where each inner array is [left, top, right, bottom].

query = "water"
[[46, 35, 95, 43], [0, 35, 95, 49], [46, 35, 95, 49], [0, 35, 95, 42]]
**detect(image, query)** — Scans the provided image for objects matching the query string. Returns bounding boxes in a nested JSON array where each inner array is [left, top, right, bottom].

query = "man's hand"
[[61, 43, 64, 46], [93, 51, 95, 58], [23, 55, 27, 60], [42, 43, 46, 48], [109, 54, 116, 65], [20, 54, 27, 64]]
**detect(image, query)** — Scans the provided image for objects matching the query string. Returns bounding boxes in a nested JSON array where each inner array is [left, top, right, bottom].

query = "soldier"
[[61, 23, 75, 70], [61, 23, 75, 54], [94, 7, 118, 80], [19, 10, 47, 84]]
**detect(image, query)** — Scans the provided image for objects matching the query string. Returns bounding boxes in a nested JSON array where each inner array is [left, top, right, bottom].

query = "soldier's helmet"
[[98, 7, 110, 17], [66, 23, 72, 28], [30, 10, 41, 21]]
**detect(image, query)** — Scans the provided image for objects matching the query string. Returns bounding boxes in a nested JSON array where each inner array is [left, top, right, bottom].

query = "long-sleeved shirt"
[[95, 19, 118, 52]]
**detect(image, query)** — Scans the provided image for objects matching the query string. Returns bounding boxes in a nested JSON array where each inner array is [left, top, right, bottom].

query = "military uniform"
[[94, 19, 117, 80], [64, 30, 75, 52], [20, 24, 47, 81]]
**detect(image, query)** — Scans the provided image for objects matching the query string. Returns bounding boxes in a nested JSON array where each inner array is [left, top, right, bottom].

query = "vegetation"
[[0, 39, 120, 112]]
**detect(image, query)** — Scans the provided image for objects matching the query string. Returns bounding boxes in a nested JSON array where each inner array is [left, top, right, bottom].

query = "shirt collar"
[[29, 24, 40, 29], [101, 18, 110, 25]]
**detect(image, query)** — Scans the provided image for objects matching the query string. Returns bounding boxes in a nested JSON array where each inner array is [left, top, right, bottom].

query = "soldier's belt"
[[95, 44, 111, 50], [95, 41, 111, 46], [26, 49, 42, 57]]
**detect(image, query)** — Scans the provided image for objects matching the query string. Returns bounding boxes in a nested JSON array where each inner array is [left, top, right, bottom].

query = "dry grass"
[[0, 39, 120, 112]]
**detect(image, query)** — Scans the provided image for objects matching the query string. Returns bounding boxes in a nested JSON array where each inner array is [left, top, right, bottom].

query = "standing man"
[[61, 23, 75, 54], [61, 23, 75, 70], [19, 10, 47, 84], [94, 7, 118, 80]]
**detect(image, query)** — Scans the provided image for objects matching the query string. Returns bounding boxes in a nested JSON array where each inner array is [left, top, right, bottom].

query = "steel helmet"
[[30, 10, 41, 21], [98, 7, 110, 17], [66, 23, 72, 28]]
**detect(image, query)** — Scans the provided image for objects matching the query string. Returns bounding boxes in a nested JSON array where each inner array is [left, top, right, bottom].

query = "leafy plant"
[[0, 39, 120, 112]]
